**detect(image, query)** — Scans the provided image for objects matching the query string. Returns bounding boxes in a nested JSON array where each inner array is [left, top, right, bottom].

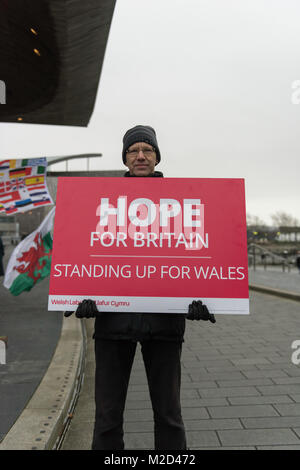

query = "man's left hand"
[[187, 300, 216, 323]]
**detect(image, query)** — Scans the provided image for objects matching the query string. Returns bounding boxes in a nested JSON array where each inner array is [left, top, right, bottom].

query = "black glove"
[[64, 299, 98, 318], [187, 300, 216, 323]]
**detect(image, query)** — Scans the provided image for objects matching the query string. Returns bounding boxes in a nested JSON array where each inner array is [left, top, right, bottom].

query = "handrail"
[[47, 154, 102, 166], [248, 243, 292, 272]]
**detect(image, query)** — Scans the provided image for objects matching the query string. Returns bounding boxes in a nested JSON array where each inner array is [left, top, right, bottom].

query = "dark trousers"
[[92, 339, 187, 450]]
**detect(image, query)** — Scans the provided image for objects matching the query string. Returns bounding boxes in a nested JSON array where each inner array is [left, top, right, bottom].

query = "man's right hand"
[[64, 299, 98, 318], [186, 300, 216, 323]]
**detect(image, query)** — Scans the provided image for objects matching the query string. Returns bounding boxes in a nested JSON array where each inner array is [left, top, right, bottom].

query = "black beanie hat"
[[122, 125, 161, 165]]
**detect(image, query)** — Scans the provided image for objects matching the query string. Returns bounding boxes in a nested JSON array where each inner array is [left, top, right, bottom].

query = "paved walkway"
[[249, 266, 300, 294], [1, 255, 300, 450], [61, 280, 300, 449], [0, 245, 63, 442]]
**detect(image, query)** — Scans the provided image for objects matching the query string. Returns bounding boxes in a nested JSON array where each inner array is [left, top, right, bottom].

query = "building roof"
[[0, 0, 116, 126]]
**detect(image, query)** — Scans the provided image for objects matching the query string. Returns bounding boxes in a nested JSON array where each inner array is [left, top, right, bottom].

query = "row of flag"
[[0, 157, 53, 215]]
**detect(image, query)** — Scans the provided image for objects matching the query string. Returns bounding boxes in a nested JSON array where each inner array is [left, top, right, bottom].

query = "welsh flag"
[[4, 207, 55, 295]]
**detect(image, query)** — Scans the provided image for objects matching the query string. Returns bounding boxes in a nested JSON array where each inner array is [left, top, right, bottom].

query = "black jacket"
[[94, 171, 186, 342]]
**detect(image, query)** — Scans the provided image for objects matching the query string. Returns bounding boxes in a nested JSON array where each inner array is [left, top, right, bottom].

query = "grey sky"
[[1, 0, 300, 224]]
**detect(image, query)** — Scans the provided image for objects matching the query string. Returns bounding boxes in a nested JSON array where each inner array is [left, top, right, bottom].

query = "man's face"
[[125, 141, 157, 176]]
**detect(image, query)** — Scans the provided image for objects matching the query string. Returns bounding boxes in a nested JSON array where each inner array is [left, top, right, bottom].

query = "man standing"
[[67, 125, 216, 450]]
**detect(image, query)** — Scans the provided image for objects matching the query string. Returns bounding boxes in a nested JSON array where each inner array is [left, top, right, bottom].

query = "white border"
[[48, 295, 249, 314]]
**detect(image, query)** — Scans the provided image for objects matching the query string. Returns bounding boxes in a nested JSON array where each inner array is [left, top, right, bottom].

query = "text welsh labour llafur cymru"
[[0, 80, 6, 104]]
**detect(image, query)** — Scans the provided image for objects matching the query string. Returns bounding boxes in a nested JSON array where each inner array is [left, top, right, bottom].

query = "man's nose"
[[137, 150, 146, 159]]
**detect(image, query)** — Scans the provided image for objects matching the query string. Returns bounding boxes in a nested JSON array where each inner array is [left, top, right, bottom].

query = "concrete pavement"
[[249, 266, 300, 301], [0, 245, 63, 445], [61, 284, 300, 450], [1, 259, 300, 450], [0, 314, 84, 450]]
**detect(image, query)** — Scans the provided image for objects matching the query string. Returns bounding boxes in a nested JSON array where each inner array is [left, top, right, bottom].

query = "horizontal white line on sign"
[[48, 296, 249, 315], [89, 254, 212, 259]]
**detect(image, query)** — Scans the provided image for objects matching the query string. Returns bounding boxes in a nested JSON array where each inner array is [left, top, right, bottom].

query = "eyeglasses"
[[126, 146, 155, 158]]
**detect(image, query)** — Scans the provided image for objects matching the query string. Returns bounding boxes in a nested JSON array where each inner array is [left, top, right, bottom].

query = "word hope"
[[91, 197, 208, 250], [97, 197, 203, 228]]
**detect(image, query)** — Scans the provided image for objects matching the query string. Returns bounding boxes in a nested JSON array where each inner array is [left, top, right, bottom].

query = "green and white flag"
[[4, 207, 55, 295]]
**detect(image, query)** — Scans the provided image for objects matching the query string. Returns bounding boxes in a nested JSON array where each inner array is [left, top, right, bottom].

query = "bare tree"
[[246, 213, 267, 227], [271, 211, 300, 227]]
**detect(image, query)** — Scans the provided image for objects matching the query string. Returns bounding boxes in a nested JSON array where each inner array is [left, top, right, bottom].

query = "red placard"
[[48, 177, 249, 314]]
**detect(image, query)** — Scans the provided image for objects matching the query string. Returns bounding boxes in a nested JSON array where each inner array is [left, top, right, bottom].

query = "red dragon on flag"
[[14, 232, 52, 283], [3, 208, 55, 295]]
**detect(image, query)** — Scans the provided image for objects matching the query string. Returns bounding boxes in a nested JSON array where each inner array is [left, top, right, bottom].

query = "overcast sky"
[[1, 0, 300, 225]]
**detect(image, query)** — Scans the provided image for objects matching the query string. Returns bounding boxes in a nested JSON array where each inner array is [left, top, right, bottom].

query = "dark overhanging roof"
[[0, 0, 116, 126]]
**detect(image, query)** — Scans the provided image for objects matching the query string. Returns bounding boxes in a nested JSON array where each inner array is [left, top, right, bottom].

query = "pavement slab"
[[218, 428, 300, 447], [60, 286, 300, 450], [0, 245, 63, 443], [2, 261, 300, 450]]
